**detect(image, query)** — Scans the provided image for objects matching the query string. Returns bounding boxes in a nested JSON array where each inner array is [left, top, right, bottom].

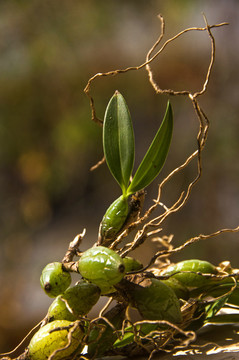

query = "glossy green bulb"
[[78, 246, 125, 294], [163, 259, 217, 287], [100, 195, 129, 243], [48, 280, 101, 321], [40, 262, 71, 298], [48, 296, 76, 322], [122, 256, 143, 273], [28, 320, 84, 360]]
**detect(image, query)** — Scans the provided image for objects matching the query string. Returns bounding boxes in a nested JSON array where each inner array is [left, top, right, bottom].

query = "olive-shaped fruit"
[[122, 256, 143, 273], [28, 320, 84, 360], [48, 280, 101, 321], [40, 262, 71, 298], [130, 278, 182, 323], [163, 259, 217, 288], [100, 196, 129, 243], [78, 246, 125, 294]]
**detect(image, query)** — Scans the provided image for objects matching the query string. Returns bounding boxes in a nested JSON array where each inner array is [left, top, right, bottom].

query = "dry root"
[[2, 14, 239, 360]]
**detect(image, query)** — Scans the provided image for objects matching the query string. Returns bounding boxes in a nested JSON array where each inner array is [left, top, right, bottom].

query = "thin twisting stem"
[[87, 15, 233, 263], [6, 15, 236, 360], [84, 18, 228, 123], [144, 226, 239, 270], [64, 15, 235, 359]]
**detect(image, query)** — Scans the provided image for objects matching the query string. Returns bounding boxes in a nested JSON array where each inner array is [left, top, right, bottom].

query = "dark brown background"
[[0, 0, 238, 356]]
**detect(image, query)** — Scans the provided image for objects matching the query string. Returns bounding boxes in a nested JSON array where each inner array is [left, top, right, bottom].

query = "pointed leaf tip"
[[127, 101, 173, 195], [103, 92, 135, 194]]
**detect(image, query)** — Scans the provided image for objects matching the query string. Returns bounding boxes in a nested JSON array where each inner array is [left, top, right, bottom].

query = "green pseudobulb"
[[78, 246, 125, 294], [122, 256, 143, 273], [163, 259, 217, 288], [48, 280, 101, 321], [40, 262, 71, 298], [28, 320, 84, 360], [100, 195, 129, 242]]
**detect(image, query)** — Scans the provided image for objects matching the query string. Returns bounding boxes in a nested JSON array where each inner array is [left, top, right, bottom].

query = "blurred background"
[[0, 0, 238, 355]]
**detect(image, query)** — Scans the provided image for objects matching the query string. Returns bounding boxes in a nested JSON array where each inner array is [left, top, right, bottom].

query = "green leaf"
[[113, 323, 159, 348], [103, 91, 135, 194], [200, 282, 239, 308], [127, 101, 173, 195], [205, 292, 232, 320], [113, 327, 135, 348]]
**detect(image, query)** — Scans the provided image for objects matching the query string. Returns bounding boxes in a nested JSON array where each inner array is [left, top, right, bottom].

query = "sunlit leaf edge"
[[126, 101, 173, 195], [103, 91, 135, 194]]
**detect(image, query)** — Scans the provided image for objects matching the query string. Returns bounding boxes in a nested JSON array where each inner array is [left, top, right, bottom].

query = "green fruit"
[[48, 280, 101, 321], [163, 259, 217, 288], [40, 262, 71, 298], [78, 246, 125, 294], [130, 279, 182, 323], [100, 196, 129, 242], [48, 296, 76, 322], [122, 256, 143, 273], [28, 320, 84, 360]]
